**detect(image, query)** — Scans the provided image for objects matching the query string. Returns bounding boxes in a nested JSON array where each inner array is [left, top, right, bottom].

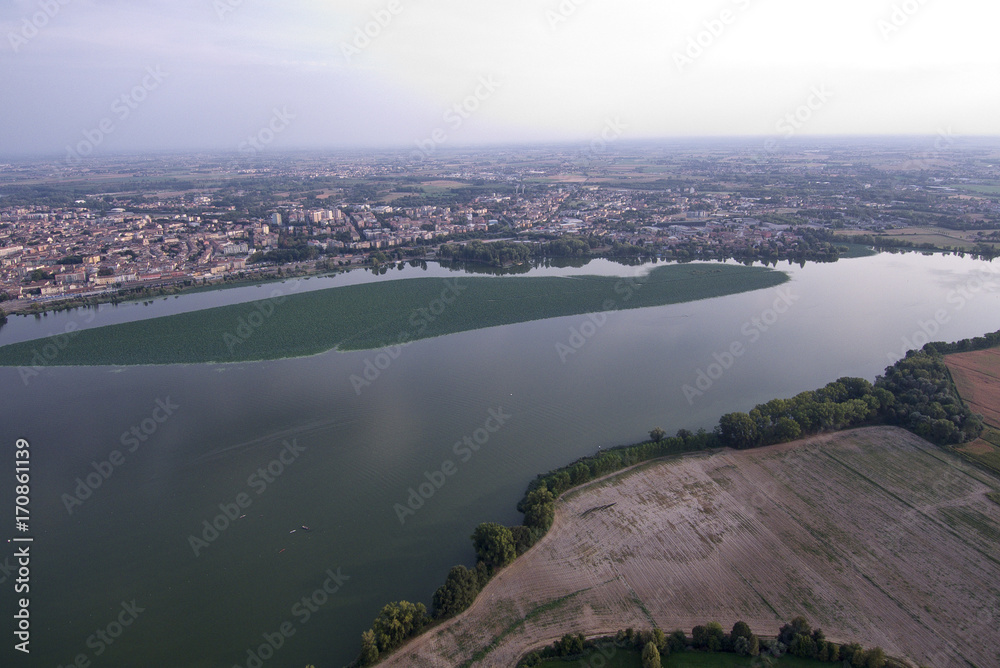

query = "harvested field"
[[946, 349, 1000, 427], [378, 428, 1000, 668], [955, 438, 1000, 476]]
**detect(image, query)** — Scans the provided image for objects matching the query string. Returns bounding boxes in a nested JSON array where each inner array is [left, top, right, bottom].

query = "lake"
[[1, 251, 999, 668]]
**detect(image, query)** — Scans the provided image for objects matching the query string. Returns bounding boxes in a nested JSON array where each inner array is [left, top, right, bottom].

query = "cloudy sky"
[[1, 0, 998, 157]]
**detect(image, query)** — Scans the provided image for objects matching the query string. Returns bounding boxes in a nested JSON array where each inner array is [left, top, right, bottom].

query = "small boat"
[[289, 529, 296, 533], [300, 525, 312, 532]]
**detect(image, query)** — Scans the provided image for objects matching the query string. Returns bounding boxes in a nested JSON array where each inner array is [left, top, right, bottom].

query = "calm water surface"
[[1, 252, 999, 668]]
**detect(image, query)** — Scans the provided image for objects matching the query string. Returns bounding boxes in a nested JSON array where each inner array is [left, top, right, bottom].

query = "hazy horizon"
[[2, 0, 998, 158]]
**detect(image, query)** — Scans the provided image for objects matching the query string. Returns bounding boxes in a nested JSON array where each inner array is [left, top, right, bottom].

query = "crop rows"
[[379, 427, 1000, 668]]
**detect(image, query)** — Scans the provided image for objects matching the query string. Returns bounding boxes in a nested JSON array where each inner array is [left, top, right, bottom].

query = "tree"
[[865, 647, 887, 668], [510, 525, 537, 555], [432, 565, 479, 618], [570, 462, 591, 485], [779, 616, 812, 645], [718, 412, 761, 449], [556, 633, 584, 656], [731, 620, 753, 642], [471, 522, 516, 571], [522, 487, 555, 532], [704, 622, 725, 651], [642, 641, 662, 668], [649, 427, 666, 443], [360, 629, 379, 665], [773, 416, 802, 442], [668, 630, 687, 652], [370, 600, 427, 653]]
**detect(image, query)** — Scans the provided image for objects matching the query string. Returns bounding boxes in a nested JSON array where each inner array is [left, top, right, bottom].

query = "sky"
[[0, 0, 998, 157]]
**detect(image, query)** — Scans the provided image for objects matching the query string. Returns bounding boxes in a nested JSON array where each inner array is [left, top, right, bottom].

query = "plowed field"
[[378, 428, 1000, 668]]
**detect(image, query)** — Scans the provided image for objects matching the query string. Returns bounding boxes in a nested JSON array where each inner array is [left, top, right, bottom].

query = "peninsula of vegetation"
[[0, 263, 787, 367], [354, 331, 1000, 668]]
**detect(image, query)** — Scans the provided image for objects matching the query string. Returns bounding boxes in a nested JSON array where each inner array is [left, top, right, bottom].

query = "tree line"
[[517, 616, 899, 668], [438, 237, 597, 267]]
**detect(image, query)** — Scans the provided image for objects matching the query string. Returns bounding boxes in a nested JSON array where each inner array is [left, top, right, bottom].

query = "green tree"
[[510, 525, 537, 555], [432, 565, 480, 618], [642, 641, 662, 668], [649, 427, 666, 443], [773, 416, 802, 442], [718, 412, 761, 449], [522, 487, 555, 532], [471, 522, 516, 571], [570, 462, 591, 485], [865, 647, 887, 668], [731, 620, 753, 642], [370, 600, 427, 653], [360, 629, 379, 665], [823, 641, 839, 662], [668, 630, 687, 652]]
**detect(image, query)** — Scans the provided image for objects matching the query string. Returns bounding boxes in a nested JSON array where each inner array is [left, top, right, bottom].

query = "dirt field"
[[946, 348, 1000, 427], [836, 227, 1000, 252], [378, 428, 1000, 668]]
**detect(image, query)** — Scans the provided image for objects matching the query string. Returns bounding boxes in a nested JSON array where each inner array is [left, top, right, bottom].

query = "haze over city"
[[2, 0, 999, 157]]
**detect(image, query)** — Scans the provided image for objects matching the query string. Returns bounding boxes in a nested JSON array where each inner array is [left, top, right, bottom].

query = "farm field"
[[946, 347, 1000, 427], [946, 348, 1000, 474], [377, 428, 1000, 668], [837, 227, 1000, 252], [0, 263, 787, 366]]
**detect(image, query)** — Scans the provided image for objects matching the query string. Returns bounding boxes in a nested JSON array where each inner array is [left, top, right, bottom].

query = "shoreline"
[[375, 427, 1000, 668]]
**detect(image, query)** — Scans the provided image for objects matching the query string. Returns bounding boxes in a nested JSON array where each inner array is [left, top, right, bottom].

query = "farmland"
[[377, 428, 1000, 668], [946, 347, 1000, 427], [0, 263, 787, 366], [946, 348, 1000, 475]]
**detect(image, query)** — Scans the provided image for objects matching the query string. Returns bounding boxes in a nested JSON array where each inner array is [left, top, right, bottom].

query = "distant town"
[[1, 139, 999, 314]]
